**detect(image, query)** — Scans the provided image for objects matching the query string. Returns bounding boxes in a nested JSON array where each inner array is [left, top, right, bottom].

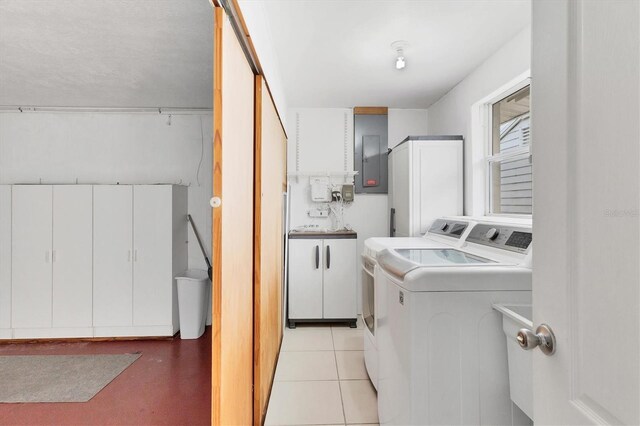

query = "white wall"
[[388, 109, 429, 149], [0, 112, 213, 273], [286, 107, 427, 313], [426, 26, 531, 215]]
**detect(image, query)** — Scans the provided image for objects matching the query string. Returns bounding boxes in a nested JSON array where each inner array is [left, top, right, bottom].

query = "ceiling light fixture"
[[391, 40, 409, 70]]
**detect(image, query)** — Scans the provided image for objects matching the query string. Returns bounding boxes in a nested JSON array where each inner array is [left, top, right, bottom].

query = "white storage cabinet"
[[389, 136, 463, 237], [0, 185, 12, 339], [12, 185, 93, 338], [288, 232, 357, 328], [93, 184, 187, 337], [1, 184, 187, 340]]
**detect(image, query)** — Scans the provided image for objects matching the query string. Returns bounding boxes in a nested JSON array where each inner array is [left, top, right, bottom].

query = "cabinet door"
[[0, 186, 11, 331], [133, 185, 172, 326], [323, 239, 357, 319], [93, 186, 133, 327], [52, 185, 93, 328], [12, 185, 53, 328], [288, 239, 323, 319]]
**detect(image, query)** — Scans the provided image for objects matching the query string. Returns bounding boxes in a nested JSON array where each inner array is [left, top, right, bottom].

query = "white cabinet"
[[1, 184, 187, 340], [0, 186, 12, 338], [12, 185, 53, 329], [288, 233, 357, 327], [288, 239, 324, 320], [93, 185, 133, 328], [52, 186, 93, 329], [323, 239, 357, 319], [93, 185, 186, 337], [389, 137, 463, 237], [11, 185, 93, 337]]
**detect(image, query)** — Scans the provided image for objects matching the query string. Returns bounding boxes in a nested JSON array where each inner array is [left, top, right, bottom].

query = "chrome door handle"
[[517, 324, 556, 356]]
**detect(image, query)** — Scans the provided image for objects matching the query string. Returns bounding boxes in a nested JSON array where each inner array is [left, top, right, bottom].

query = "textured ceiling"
[[0, 0, 213, 108], [238, 0, 531, 108]]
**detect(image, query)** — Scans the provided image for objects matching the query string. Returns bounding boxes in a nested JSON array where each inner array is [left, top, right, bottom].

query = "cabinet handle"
[[326, 245, 331, 269], [315, 245, 319, 269]]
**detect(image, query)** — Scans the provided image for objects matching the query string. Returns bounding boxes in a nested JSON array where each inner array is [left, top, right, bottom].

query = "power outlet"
[[308, 207, 329, 218]]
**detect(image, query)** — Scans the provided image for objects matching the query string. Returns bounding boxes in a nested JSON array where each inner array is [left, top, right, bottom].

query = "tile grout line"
[[332, 326, 347, 426]]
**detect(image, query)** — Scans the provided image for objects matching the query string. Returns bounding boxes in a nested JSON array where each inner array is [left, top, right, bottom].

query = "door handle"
[[517, 324, 556, 355], [326, 245, 331, 269], [315, 245, 319, 269], [390, 208, 396, 237]]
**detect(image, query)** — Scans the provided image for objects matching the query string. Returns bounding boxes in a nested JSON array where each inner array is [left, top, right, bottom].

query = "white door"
[[288, 238, 323, 320], [323, 239, 357, 319], [93, 185, 133, 327], [133, 185, 172, 326], [12, 185, 53, 328], [532, 1, 639, 424], [52, 185, 93, 328]]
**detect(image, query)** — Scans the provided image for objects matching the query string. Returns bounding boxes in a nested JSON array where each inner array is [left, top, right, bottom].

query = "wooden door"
[[323, 238, 357, 319], [133, 185, 172, 327], [288, 238, 324, 320], [12, 185, 53, 328], [212, 7, 256, 426], [93, 185, 133, 328], [532, 1, 639, 424], [254, 75, 287, 424], [52, 185, 93, 328]]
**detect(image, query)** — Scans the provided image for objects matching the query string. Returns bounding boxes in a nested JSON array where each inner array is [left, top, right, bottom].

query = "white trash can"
[[176, 269, 210, 339]]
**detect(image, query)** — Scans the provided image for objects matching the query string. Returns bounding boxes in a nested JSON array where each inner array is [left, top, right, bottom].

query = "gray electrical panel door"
[[354, 114, 388, 194]]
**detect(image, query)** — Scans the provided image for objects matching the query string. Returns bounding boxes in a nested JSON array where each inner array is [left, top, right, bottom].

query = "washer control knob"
[[485, 228, 499, 240], [440, 222, 449, 232]]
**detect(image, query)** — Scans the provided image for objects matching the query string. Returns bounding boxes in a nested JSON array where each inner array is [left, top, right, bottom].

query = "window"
[[487, 85, 531, 215]]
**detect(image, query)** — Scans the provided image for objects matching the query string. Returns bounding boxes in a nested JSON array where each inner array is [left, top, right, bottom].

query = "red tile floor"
[[0, 328, 211, 425]]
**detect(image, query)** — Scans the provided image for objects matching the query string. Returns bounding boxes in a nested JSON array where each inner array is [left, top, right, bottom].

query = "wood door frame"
[[212, 3, 287, 425], [211, 6, 224, 426]]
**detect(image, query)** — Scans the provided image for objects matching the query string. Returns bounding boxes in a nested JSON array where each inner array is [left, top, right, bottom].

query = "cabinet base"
[[288, 318, 357, 329]]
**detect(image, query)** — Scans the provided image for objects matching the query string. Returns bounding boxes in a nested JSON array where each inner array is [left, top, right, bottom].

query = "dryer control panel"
[[427, 219, 469, 239], [466, 224, 532, 253]]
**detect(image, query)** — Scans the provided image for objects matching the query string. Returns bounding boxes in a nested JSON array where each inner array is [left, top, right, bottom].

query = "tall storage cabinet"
[[11, 185, 93, 337], [1, 184, 187, 340], [93, 185, 134, 328], [93, 185, 187, 337], [12, 185, 54, 330], [389, 136, 464, 237], [0, 186, 12, 339], [288, 232, 357, 328]]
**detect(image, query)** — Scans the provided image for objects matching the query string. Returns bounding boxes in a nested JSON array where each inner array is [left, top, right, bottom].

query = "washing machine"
[[361, 217, 476, 390], [376, 222, 533, 425]]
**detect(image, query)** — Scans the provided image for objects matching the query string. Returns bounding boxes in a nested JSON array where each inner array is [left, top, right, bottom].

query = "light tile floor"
[[265, 318, 379, 426]]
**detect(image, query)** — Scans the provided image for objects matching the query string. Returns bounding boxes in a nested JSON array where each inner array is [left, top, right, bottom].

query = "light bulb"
[[396, 56, 406, 70]]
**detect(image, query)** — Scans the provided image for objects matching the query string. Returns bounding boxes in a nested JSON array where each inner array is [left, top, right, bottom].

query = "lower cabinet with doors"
[[288, 231, 357, 328], [3, 184, 187, 340]]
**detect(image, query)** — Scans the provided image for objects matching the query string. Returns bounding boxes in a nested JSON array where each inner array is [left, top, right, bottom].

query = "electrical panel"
[[354, 113, 388, 194]]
